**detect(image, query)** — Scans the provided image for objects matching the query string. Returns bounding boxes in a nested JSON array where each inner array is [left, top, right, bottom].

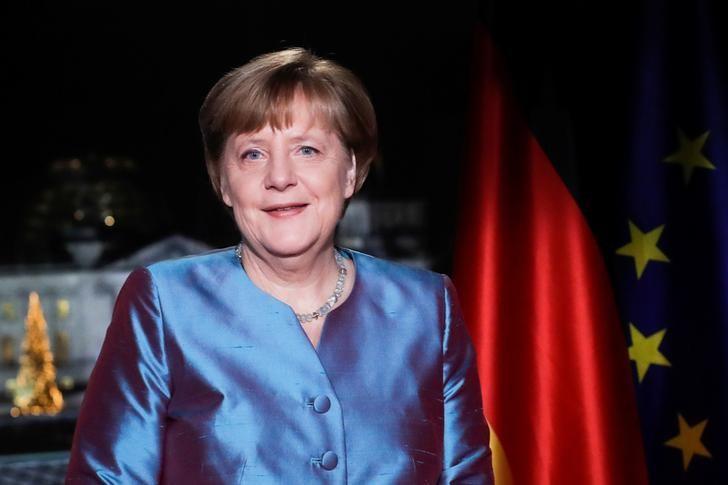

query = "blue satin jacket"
[[66, 247, 493, 484]]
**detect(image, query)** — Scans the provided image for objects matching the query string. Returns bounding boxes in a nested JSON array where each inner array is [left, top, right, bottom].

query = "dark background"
[[1, 2, 484, 272]]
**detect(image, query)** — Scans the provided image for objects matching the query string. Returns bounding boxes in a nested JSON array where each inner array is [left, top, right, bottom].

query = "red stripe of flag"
[[454, 27, 649, 485]]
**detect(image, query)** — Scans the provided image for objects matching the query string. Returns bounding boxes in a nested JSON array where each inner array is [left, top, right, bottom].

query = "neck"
[[239, 243, 341, 312]]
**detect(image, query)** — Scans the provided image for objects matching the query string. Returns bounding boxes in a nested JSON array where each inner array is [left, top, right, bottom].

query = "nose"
[[264, 152, 297, 191]]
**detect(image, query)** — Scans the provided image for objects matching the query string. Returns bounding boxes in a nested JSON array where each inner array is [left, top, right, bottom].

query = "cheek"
[[323, 172, 351, 203], [221, 170, 253, 207]]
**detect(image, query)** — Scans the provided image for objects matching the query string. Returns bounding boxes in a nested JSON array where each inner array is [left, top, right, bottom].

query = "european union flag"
[[607, 2, 727, 483]]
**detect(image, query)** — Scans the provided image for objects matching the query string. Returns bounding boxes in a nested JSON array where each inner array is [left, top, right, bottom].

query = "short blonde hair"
[[199, 48, 378, 201]]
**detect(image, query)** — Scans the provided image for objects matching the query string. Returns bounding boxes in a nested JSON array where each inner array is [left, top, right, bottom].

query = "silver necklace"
[[235, 243, 348, 323]]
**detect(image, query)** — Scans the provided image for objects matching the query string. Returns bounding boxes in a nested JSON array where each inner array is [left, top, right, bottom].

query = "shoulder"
[[132, 246, 236, 286], [145, 246, 236, 277], [118, 247, 239, 300], [344, 248, 448, 296]]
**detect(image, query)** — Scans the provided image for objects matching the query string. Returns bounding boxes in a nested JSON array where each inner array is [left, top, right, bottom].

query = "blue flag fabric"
[[607, 2, 727, 483]]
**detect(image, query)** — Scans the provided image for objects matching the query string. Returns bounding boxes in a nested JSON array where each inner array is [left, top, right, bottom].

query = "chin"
[[262, 233, 320, 258]]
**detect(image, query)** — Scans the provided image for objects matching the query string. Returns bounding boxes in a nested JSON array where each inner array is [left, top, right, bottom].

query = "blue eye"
[[242, 149, 263, 161], [299, 146, 319, 156]]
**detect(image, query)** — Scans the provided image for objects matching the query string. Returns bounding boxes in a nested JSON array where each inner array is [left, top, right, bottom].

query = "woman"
[[66, 48, 493, 484]]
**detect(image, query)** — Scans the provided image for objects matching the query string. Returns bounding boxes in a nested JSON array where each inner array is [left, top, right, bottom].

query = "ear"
[[220, 172, 233, 207], [344, 152, 357, 198]]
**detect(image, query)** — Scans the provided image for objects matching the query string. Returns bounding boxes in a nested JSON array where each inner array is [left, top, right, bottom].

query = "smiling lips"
[[263, 203, 309, 217]]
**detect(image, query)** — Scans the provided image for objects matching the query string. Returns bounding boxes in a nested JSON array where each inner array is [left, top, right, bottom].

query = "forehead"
[[230, 116, 337, 145], [230, 92, 341, 142]]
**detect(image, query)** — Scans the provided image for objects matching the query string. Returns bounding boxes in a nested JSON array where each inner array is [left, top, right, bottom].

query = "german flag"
[[453, 25, 647, 484]]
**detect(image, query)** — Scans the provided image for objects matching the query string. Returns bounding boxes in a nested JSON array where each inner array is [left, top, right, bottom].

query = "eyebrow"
[[238, 137, 268, 145], [289, 133, 327, 143], [237, 131, 329, 144]]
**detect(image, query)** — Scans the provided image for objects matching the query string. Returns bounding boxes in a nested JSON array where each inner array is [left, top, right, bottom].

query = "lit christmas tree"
[[11, 292, 64, 416]]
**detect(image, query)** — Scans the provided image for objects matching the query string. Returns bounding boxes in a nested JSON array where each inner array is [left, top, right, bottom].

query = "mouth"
[[262, 203, 309, 215]]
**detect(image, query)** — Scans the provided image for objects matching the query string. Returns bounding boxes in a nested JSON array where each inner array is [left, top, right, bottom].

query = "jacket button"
[[321, 451, 338, 470], [313, 395, 331, 413]]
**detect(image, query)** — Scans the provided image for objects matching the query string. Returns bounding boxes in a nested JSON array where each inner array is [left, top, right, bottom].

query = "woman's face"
[[219, 92, 356, 259]]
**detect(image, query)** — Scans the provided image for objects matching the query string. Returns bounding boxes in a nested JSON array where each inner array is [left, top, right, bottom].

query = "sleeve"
[[439, 275, 494, 484], [66, 268, 171, 484]]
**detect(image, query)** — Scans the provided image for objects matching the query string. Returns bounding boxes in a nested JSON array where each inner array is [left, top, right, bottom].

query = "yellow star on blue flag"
[[663, 129, 716, 184]]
